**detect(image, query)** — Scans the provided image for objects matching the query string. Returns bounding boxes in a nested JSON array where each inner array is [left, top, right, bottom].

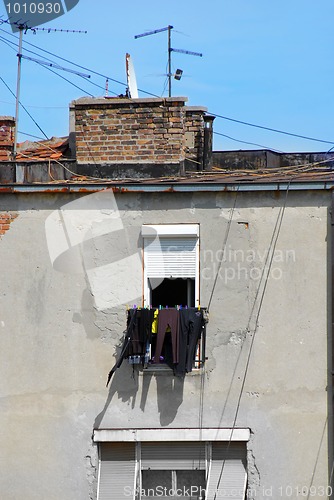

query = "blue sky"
[[0, 0, 333, 152]]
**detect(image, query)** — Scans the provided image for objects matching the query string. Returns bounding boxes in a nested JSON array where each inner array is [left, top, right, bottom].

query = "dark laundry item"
[[175, 308, 204, 376], [125, 308, 155, 356], [106, 309, 138, 386], [107, 308, 156, 385], [106, 307, 206, 385], [125, 308, 142, 356], [186, 309, 204, 372], [140, 308, 155, 345], [154, 308, 179, 364]]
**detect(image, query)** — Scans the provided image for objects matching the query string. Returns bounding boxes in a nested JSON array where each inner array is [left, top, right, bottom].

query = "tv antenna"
[[5, 20, 87, 159], [134, 25, 202, 97]]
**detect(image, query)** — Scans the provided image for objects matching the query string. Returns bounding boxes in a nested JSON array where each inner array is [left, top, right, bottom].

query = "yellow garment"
[[151, 309, 159, 334], [151, 309, 172, 333]]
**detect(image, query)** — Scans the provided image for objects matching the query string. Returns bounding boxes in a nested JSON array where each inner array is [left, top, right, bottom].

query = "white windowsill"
[[93, 428, 250, 442], [139, 364, 203, 376]]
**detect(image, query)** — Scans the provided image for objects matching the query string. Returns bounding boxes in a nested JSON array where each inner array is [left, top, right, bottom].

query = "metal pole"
[[168, 25, 172, 97], [13, 26, 23, 160]]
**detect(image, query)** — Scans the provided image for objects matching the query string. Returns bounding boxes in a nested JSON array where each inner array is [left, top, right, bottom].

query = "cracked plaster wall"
[[0, 190, 331, 499]]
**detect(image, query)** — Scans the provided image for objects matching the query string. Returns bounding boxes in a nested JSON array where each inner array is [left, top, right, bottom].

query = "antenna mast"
[[13, 25, 23, 159], [168, 25, 172, 97], [5, 19, 87, 161], [135, 25, 202, 97]]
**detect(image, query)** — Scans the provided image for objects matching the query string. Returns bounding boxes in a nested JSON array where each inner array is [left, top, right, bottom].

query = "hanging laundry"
[[175, 308, 204, 376], [153, 308, 179, 365], [106, 307, 207, 386]]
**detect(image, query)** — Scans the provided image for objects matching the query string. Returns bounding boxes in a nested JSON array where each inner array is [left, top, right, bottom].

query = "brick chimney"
[[71, 96, 214, 177], [0, 117, 15, 161]]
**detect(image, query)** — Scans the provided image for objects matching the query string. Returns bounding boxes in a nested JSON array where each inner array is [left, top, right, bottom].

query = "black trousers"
[[126, 308, 154, 356], [154, 309, 179, 363], [175, 308, 203, 376]]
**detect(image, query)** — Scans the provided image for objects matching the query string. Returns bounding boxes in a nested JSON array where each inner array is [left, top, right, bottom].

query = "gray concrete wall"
[[0, 189, 332, 499]]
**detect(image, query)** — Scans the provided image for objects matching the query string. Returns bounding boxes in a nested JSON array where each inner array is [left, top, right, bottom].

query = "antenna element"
[[134, 25, 202, 97]]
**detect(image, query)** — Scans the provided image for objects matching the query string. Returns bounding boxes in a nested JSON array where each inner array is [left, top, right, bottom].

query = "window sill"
[[142, 364, 173, 374], [139, 365, 203, 376]]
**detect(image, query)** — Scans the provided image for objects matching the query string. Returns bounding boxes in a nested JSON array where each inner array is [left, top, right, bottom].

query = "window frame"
[[142, 224, 200, 308], [95, 428, 250, 500]]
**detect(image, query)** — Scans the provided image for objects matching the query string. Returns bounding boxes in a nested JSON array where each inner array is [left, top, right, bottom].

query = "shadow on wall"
[[94, 361, 185, 429]]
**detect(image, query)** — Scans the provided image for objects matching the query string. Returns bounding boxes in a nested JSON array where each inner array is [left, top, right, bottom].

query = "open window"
[[105, 225, 204, 384], [142, 224, 200, 308]]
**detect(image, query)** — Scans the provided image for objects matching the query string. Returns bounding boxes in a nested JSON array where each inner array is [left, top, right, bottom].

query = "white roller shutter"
[[141, 442, 206, 470], [206, 442, 247, 500], [144, 237, 197, 278], [98, 443, 136, 500]]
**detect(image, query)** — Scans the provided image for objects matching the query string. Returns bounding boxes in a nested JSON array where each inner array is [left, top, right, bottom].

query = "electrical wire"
[[0, 25, 160, 98], [2, 26, 334, 151], [1, 24, 330, 489], [207, 187, 239, 313], [0, 32, 113, 96], [0, 99, 67, 109], [77, 124, 104, 178], [161, 76, 169, 98], [305, 417, 328, 500], [0, 33, 17, 53], [34, 60, 94, 97], [18, 131, 45, 140], [214, 131, 284, 153], [2, 25, 334, 178], [0, 33, 111, 97], [2, 34, 95, 97], [0, 75, 49, 139], [212, 184, 290, 500], [210, 111, 334, 146], [0, 29, 116, 98], [77, 74, 117, 96]]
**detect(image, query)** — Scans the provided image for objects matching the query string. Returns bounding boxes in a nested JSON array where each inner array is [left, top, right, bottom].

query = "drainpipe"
[[203, 115, 215, 171], [69, 104, 76, 159], [330, 192, 334, 497]]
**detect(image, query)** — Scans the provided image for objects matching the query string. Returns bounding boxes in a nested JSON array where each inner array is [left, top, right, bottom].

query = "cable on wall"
[[212, 183, 290, 499]]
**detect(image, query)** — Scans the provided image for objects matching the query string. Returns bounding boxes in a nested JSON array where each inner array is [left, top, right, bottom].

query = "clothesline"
[[127, 305, 203, 310], [106, 307, 207, 386]]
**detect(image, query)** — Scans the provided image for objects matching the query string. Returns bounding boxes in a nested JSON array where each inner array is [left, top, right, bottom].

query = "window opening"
[[141, 470, 206, 499], [151, 278, 195, 308], [142, 224, 200, 309], [142, 225, 200, 371]]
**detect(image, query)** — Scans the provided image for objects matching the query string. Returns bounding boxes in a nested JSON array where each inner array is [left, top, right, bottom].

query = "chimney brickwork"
[[72, 97, 210, 173], [0, 117, 15, 161], [184, 107, 207, 169]]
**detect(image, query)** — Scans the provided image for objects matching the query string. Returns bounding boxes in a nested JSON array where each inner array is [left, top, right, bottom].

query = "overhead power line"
[[20, 54, 90, 78], [1, 25, 333, 150], [214, 131, 284, 153], [0, 25, 160, 98], [210, 112, 334, 146], [35, 62, 94, 97], [0, 34, 110, 98], [0, 75, 48, 139]]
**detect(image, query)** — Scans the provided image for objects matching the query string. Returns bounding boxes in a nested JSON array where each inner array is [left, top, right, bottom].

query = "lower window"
[[142, 470, 206, 499], [98, 441, 247, 500]]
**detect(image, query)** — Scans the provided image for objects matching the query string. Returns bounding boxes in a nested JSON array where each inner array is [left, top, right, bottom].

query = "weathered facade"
[[0, 97, 333, 500]]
